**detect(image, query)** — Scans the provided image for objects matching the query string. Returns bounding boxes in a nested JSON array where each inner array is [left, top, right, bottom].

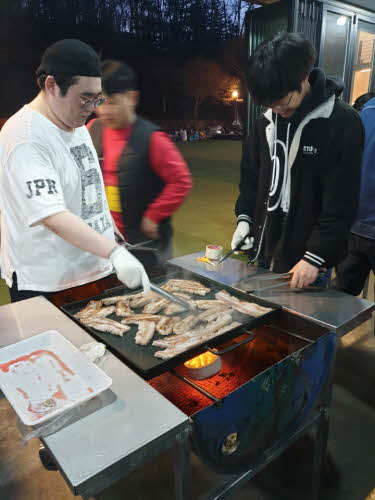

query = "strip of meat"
[[93, 306, 116, 317], [163, 279, 210, 296], [153, 313, 232, 349], [196, 300, 227, 310], [198, 307, 232, 322], [122, 314, 162, 324], [135, 321, 156, 346], [77, 305, 115, 320], [165, 279, 207, 289], [143, 298, 169, 314], [75, 300, 102, 318], [154, 318, 239, 359], [170, 285, 210, 296], [152, 326, 207, 349], [167, 285, 210, 296], [215, 290, 273, 317], [81, 317, 130, 337], [173, 314, 201, 335], [115, 301, 133, 317], [163, 303, 185, 315], [130, 292, 159, 309], [156, 316, 180, 336], [102, 295, 130, 306]]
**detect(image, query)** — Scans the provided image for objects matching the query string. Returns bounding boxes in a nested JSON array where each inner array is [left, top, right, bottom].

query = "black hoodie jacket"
[[235, 68, 364, 272]]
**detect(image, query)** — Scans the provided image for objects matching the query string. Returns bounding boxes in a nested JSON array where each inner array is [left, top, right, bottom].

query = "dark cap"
[[36, 39, 101, 78]]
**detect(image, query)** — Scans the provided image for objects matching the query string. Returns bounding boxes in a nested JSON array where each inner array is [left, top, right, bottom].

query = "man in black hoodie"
[[232, 33, 364, 288]]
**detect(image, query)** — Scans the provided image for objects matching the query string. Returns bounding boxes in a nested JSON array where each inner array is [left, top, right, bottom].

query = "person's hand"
[[140, 216, 160, 240], [289, 260, 319, 289], [231, 221, 253, 253], [109, 246, 150, 292]]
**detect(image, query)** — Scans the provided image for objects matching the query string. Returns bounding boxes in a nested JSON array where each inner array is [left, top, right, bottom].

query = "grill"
[[61, 270, 281, 379], [149, 314, 334, 475], [55, 258, 357, 500]]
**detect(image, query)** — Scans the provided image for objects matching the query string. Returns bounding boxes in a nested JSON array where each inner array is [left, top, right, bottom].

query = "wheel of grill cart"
[[189, 332, 336, 475], [39, 444, 58, 471]]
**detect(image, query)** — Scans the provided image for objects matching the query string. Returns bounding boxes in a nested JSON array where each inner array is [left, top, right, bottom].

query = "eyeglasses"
[[79, 96, 106, 110], [270, 91, 294, 110]]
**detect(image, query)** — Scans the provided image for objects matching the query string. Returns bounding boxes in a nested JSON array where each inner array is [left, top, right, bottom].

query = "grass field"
[[0, 139, 243, 305], [173, 139, 242, 255]]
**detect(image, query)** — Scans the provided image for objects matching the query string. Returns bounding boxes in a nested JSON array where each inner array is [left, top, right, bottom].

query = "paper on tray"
[[0, 330, 112, 427]]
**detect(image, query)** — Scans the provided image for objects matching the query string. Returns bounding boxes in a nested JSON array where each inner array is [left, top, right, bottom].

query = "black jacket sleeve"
[[235, 125, 260, 224], [304, 105, 364, 268]]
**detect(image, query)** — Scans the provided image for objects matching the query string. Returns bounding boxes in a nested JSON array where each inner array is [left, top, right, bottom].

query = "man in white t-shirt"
[[0, 39, 150, 302]]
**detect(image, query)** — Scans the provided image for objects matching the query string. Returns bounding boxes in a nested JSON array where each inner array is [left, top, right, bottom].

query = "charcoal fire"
[[183, 351, 222, 379]]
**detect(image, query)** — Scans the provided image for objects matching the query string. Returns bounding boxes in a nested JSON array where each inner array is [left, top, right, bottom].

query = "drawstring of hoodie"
[[268, 114, 291, 213], [250, 115, 291, 264]]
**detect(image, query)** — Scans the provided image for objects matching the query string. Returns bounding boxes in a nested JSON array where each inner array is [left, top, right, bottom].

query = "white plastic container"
[[205, 244, 223, 260], [0, 330, 112, 426]]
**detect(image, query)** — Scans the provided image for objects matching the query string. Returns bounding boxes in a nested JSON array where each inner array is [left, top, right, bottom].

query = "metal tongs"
[[246, 272, 293, 294], [115, 233, 158, 252], [246, 272, 325, 295], [149, 283, 195, 310]]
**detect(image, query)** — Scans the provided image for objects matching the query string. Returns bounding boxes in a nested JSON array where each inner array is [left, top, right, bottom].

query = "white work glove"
[[231, 221, 254, 252], [109, 246, 150, 292]]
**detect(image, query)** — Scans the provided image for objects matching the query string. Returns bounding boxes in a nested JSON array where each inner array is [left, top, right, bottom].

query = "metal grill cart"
[[0, 253, 373, 500]]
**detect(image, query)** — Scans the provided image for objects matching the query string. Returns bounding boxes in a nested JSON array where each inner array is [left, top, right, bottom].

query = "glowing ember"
[[184, 351, 218, 369]]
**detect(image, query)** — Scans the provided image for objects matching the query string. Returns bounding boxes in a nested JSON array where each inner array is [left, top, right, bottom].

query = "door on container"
[[245, 0, 291, 133], [319, 5, 355, 102], [320, 4, 375, 104], [350, 18, 375, 105]]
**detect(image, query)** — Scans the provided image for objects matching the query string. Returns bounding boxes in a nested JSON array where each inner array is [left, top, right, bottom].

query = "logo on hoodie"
[[302, 145, 318, 156]]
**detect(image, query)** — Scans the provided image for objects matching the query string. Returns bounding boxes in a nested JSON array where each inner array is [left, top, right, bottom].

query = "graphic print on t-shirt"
[[26, 178, 58, 198], [70, 143, 111, 234]]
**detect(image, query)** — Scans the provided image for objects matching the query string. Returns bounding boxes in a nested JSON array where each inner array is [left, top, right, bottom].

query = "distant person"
[[333, 94, 375, 295], [181, 129, 188, 142], [353, 91, 375, 112], [88, 60, 192, 273], [0, 40, 149, 302], [231, 32, 364, 289]]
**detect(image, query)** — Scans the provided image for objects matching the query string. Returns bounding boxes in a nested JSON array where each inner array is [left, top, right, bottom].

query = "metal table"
[[169, 252, 375, 336], [0, 297, 190, 498]]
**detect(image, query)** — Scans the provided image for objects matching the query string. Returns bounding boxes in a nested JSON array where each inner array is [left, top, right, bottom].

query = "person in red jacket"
[[88, 60, 192, 273]]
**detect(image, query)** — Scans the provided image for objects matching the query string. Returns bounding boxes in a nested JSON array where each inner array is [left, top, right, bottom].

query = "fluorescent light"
[[360, 68, 372, 72]]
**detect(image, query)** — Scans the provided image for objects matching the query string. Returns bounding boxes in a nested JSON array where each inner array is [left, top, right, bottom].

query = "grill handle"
[[205, 331, 255, 356]]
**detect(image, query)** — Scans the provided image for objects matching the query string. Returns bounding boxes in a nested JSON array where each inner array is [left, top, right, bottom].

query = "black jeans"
[[9, 273, 53, 303], [332, 233, 375, 296]]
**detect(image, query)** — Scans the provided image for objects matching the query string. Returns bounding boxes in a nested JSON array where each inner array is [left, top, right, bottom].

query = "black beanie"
[[36, 39, 101, 78]]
